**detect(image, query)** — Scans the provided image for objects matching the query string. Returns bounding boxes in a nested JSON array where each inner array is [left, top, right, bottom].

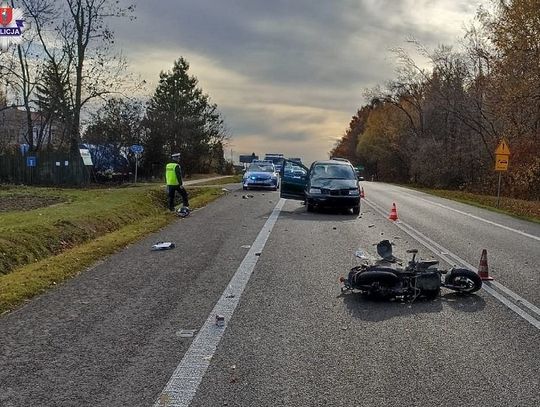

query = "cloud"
[[114, 0, 487, 164]]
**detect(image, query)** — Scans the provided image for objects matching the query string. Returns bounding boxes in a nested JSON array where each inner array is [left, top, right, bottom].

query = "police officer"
[[166, 153, 189, 212]]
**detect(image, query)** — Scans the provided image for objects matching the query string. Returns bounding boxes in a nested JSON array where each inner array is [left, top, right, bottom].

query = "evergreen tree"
[[144, 57, 227, 175], [35, 61, 71, 149]]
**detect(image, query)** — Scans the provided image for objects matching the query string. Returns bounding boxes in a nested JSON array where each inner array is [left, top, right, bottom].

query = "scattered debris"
[[241, 245, 251, 249], [368, 225, 375, 228], [216, 315, 225, 327], [226, 294, 236, 299], [247, 194, 254, 198], [242, 195, 248, 199], [332, 227, 337, 230], [355, 250, 369, 260], [222, 188, 230, 192], [152, 241, 176, 251], [255, 252, 261, 256], [394, 236, 401, 240], [176, 329, 197, 338]]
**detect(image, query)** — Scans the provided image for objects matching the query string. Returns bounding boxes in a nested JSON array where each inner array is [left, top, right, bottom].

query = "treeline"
[[331, 0, 540, 200], [0, 1, 229, 176]]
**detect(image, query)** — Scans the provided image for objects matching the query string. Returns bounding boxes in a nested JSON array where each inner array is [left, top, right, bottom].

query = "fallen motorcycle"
[[340, 240, 482, 301]]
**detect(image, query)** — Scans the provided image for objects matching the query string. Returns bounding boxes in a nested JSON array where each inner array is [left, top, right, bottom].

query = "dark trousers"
[[167, 185, 189, 211]]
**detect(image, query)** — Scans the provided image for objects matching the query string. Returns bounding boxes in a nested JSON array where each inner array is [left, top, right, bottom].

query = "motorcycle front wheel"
[[445, 269, 482, 293]]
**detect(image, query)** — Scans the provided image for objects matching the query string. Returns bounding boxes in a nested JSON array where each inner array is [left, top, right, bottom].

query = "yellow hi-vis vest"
[[166, 163, 180, 185]]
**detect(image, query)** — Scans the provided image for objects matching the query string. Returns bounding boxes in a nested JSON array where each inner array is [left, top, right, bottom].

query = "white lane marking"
[[363, 199, 540, 330], [397, 190, 540, 242], [154, 199, 285, 407], [488, 280, 540, 317], [481, 285, 540, 329]]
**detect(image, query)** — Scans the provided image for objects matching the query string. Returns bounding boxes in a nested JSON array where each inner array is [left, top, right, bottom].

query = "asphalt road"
[[0, 183, 538, 406]]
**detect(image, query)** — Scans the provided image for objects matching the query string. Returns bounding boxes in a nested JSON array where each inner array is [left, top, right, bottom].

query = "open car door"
[[280, 159, 309, 200]]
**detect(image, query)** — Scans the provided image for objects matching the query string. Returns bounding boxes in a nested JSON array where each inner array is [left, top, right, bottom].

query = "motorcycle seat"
[[366, 266, 399, 274]]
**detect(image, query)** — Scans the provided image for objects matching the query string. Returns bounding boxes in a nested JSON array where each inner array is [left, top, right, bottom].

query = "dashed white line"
[[153, 199, 285, 407]]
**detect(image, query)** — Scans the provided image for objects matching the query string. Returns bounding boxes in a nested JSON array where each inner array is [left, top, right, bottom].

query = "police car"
[[242, 160, 280, 190]]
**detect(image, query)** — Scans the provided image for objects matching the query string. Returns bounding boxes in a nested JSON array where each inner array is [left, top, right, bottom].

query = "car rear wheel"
[[307, 203, 314, 212], [352, 206, 360, 215], [243, 186, 248, 190]]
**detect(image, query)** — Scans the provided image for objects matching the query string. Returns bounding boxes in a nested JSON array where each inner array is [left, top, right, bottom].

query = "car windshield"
[[248, 164, 274, 172], [311, 164, 356, 180], [284, 162, 307, 175]]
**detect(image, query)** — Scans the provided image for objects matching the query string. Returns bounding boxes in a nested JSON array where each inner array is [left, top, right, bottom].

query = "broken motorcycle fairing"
[[340, 240, 482, 301]]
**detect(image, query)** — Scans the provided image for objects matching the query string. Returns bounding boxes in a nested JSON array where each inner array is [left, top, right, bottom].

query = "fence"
[[0, 151, 90, 185]]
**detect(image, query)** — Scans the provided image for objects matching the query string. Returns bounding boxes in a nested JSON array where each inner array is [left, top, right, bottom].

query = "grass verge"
[[0, 185, 223, 314]]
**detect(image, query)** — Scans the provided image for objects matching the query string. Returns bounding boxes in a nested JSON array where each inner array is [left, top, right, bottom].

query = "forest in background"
[[331, 0, 540, 200]]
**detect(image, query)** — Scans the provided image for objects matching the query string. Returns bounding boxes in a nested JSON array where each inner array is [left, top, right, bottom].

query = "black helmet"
[[177, 206, 190, 218], [376, 240, 393, 260]]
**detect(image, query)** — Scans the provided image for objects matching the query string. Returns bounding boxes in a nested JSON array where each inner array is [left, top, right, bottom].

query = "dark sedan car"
[[280, 159, 361, 214]]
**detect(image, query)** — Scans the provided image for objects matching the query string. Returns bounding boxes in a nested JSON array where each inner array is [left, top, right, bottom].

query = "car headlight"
[[250, 175, 256, 180], [309, 187, 321, 194], [349, 189, 360, 195]]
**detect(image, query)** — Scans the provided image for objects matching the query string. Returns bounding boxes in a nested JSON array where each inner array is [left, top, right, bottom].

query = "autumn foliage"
[[332, 0, 540, 200]]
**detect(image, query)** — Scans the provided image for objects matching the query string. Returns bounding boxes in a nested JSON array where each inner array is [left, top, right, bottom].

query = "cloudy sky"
[[114, 0, 486, 165]]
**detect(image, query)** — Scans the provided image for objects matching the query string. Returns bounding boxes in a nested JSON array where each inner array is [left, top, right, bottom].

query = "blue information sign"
[[130, 144, 144, 154], [27, 156, 37, 167]]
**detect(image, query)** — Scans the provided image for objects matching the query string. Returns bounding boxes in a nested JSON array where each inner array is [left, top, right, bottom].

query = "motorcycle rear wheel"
[[445, 269, 482, 293]]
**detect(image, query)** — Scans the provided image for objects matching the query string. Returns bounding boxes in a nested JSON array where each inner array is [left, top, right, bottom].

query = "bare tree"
[[0, 0, 55, 150], [22, 0, 135, 152]]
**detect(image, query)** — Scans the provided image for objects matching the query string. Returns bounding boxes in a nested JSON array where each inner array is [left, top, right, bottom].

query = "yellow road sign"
[[495, 140, 510, 155], [495, 154, 509, 171]]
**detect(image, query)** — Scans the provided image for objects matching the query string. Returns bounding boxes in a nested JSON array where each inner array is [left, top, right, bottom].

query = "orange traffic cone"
[[360, 187, 365, 199], [388, 203, 398, 221], [478, 249, 494, 280]]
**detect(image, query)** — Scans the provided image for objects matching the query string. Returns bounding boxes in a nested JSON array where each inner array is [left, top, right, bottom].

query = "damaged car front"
[[280, 159, 361, 214]]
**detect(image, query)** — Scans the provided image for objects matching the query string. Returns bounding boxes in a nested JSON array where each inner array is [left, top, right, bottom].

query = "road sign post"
[[494, 140, 510, 208], [134, 154, 139, 184], [130, 145, 144, 183]]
